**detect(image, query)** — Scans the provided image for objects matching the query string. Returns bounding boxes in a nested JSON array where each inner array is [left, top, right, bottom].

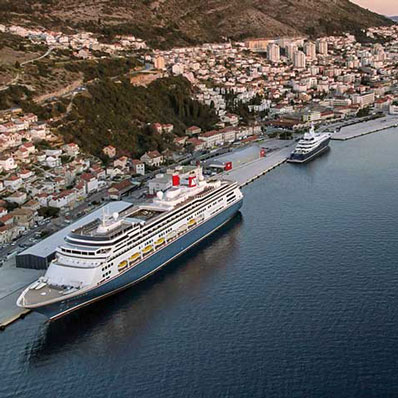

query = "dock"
[[331, 115, 398, 141], [223, 144, 294, 187], [0, 142, 294, 329], [0, 259, 44, 330]]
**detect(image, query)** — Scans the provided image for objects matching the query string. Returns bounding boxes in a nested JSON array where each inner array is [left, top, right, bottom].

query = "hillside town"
[[152, 25, 398, 127], [0, 22, 398, 251], [0, 23, 147, 57]]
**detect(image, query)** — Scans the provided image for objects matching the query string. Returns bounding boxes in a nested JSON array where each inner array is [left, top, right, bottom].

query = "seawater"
[[2, 129, 398, 398]]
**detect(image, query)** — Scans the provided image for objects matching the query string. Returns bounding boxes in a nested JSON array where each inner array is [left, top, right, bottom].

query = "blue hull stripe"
[[35, 199, 243, 320]]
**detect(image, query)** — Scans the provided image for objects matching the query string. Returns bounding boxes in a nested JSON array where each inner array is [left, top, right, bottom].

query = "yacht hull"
[[288, 137, 330, 164], [30, 199, 243, 320]]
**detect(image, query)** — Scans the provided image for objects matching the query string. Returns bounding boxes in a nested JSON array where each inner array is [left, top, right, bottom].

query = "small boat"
[[155, 237, 165, 246], [129, 252, 140, 262], [142, 245, 153, 255], [188, 219, 196, 227], [118, 261, 128, 271]]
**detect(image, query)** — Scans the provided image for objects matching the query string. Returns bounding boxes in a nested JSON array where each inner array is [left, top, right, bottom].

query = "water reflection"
[[27, 213, 243, 362], [287, 147, 332, 182]]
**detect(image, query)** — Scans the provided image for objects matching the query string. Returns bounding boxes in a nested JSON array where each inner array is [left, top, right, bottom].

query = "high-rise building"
[[352, 92, 375, 108], [244, 38, 271, 52], [316, 39, 328, 55], [286, 43, 298, 60], [267, 43, 280, 63], [153, 56, 166, 70], [293, 51, 306, 69], [373, 44, 386, 62], [304, 42, 316, 60]]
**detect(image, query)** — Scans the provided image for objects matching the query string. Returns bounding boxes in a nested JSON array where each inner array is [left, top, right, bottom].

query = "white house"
[[80, 173, 98, 193], [6, 191, 27, 205], [131, 159, 145, 175], [4, 175, 22, 191], [140, 151, 164, 167], [46, 156, 62, 168], [199, 130, 224, 148], [0, 156, 16, 171], [49, 190, 76, 208], [63, 143, 80, 157]]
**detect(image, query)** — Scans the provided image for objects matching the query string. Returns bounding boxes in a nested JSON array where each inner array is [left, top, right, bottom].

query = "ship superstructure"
[[18, 169, 243, 319], [288, 124, 331, 164]]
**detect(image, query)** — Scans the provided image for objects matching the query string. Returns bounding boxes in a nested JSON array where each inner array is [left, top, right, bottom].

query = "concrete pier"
[[331, 115, 398, 141], [223, 144, 294, 187], [0, 259, 43, 330], [0, 142, 298, 329]]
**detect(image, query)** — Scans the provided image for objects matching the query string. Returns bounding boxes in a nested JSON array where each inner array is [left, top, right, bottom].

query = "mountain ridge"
[[0, 0, 393, 48]]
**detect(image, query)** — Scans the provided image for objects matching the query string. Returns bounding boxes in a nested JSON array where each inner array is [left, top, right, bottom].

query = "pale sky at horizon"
[[351, 0, 397, 16]]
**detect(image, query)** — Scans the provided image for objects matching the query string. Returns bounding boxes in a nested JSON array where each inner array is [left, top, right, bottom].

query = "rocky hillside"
[[1, 0, 393, 48]]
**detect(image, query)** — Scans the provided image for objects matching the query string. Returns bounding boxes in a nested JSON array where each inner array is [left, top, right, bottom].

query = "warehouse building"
[[204, 145, 265, 173], [16, 201, 132, 270]]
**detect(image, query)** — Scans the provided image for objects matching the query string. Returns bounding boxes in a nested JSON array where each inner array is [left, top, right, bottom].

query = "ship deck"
[[71, 183, 226, 240], [21, 284, 70, 306]]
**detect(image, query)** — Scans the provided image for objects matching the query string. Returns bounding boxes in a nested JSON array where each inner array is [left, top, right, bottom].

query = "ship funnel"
[[172, 174, 180, 186]]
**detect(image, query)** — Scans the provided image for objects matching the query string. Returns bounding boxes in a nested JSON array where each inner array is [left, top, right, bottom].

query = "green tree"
[[38, 206, 60, 218]]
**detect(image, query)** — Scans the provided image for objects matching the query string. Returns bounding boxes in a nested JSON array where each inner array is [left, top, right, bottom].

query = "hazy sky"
[[352, 0, 397, 16]]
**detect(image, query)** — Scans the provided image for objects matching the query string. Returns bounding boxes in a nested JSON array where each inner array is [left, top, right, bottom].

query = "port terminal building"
[[16, 201, 132, 270]]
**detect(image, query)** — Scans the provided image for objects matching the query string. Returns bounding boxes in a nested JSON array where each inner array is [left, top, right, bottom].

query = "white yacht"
[[288, 124, 331, 164]]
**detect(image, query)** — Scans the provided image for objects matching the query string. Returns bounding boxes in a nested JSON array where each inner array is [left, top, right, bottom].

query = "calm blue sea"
[[2, 129, 398, 398]]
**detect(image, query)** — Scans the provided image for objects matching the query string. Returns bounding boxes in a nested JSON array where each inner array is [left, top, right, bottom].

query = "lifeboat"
[[142, 245, 153, 255], [166, 231, 177, 240], [178, 224, 188, 233], [129, 252, 140, 262], [155, 237, 165, 247], [118, 260, 128, 271], [188, 219, 197, 227]]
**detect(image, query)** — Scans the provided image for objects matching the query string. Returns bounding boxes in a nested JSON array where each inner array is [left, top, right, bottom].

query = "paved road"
[[0, 221, 51, 262], [0, 184, 111, 263], [66, 187, 109, 220]]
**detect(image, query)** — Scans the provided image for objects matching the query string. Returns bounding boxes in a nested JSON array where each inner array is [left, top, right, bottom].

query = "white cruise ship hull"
[[30, 199, 243, 320]]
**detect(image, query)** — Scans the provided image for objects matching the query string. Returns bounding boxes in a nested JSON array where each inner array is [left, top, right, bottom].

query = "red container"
[[224, 162, 233, 171]]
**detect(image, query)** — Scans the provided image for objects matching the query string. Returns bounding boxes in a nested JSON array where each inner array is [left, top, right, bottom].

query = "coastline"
[[331, 115, 398, 141], [1, 117, 397, 330]]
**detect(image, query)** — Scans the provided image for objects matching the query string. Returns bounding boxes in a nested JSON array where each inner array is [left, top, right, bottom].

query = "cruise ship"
[[17, 169, 243, 320], [288, 124, 331, 164]]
